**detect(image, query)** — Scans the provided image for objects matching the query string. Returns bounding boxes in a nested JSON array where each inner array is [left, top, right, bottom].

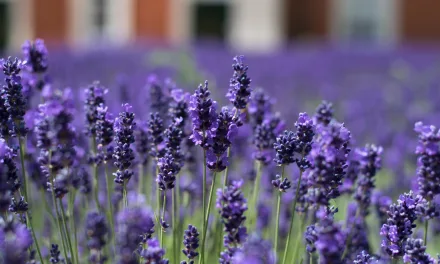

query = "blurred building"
[[1, 0, 440, 52]]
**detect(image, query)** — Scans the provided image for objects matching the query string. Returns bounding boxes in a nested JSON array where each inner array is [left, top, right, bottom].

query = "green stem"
[[160, 192, 167, 248], [26, 212, 43, 264], [274, 191, 282, 262], [49, 155, 69, 261], [138, 164, 144, 195], [69, 190, 79, 264], [123, 182, 128, 208], [172, 187, 177, 264], [198, 149, 207, 264], [59, 198, 75, 264], [424, 220, 429, 245], [283, 169, 303, 264], [201, 172, 217, 264], [93, 164, 101, 211], [250, 161, 262, 229], [291, 214, 307, 264], [18, 137, 28, 202], [104, 164, 115, 253], [223, 148, 231, 187], [41, 189, 56, 226], [156, 163, 161, 227]]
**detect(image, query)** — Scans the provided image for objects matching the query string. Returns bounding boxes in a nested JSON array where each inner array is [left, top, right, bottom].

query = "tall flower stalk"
[[188, 81, 218, 264]]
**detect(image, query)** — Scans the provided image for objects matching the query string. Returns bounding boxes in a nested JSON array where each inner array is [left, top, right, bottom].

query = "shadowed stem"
[[274, 165, 285, 262], [172, 187, 177, 264], [160, 191, 167, 248], [138, 164, 144, 196], [199, 149, 207, 264], [283, 169, 303, 264], [18, 137, 28, 201], [59, 198, 75, 264], [49, 151, 70, 261], [93, 164, 101, 211], [104, 163, 115, 253], [122, 181, 128, 208], [291, 213, 307, 264], [424, 220, 429, 245], [69, 189, 79, 264], [223, 148, 231, 187], [274, 191, 282, 262], [250, 160, 262, 229], [26, 212, 43, 264]]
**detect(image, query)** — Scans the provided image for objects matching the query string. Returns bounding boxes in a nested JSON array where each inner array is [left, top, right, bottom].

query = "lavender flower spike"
[[182, 224, 200, 263], [403, 238, 434, 264], [113, 103, 136, 185], [227, 55, 252, 110], [189, 81, 218, 148]]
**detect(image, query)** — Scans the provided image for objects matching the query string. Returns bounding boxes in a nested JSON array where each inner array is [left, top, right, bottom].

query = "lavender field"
[[1, 40, 440, 264]]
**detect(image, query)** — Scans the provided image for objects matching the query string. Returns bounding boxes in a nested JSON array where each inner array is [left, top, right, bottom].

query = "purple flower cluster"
[[403, 238, 434, 264], [354, 144, 383, 217], [1, 57, 27, 137], [232, 234, 275, 264], [227, 56, 252, 110], [189, 81, 217, 148], [113, 104, 136, 185], [380, 191, 420, 258], [181, 224, 199, 263], [0, 138, 20, 212], [216, 180, 248, 263], [305, 121, 351, 208], [116, 207, 155, 264], [0, 219, 33, 263]]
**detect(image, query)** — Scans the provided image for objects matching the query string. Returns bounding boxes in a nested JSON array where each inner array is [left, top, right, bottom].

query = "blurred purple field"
[[42, 44, 440, 189]]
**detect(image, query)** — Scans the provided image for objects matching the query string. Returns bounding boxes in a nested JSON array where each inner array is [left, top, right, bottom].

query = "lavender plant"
[[2, 39, 440, 264]]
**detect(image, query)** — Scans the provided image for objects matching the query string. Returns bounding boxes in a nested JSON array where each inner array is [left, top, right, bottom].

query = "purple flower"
[[314, 101, 333, 126], [206, 107, 240, 172], [84, 81, 108, 138], [354, 145, 383, 217], [189, 81, 218, 148], [273, 130, 297, 166], [156, 152, 180, 191], [0, 139, 19, 211], [86, 212, 109, 263], [217, 180, 248, 263], [248, 88, 272, 128], [116, 207, 155, 264], [169, 88, 190, 129], [344, 203, 370, 261], [252, 122, 277, 164], [135, 121, 150, 166], [315, 207, 346, 264], [22, 39, 48, 74], [49, 244, 62, 263], [139, 238, 169, 264], [113, 104, 136, 185], [0, 219, 33, 263], [1, 57, 27, 137], [147, 75, 172, 122], [182, 224, 199, 261], [304, 225, 318, 253], [353, 251, 377, 264], [95, 104, 114, 164], [372, 191, 392, 226], [414, 122, 440, 201], [305, 121, 351, 208], [147, 112, 165, 158], [271, 174, 291, 192], [403, 238, 434, 264], [232, 234, 275, 264], [380, 191, 420, 258], [227, 55, 252, 110]]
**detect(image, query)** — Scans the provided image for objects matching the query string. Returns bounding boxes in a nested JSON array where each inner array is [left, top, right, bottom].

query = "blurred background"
[[1, 0, 440, 52]]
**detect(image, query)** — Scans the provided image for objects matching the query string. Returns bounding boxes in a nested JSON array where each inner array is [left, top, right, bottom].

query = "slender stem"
[[138, 164, 144, 195], [59, 198, 75, 264], [41, 189, 56, 226], [104, 164, 115, 253], [198, 149, 207, 264], [203, 172, 217, 234], [172, 187, 177, 264], [69, 190, 79, 264], [160, 192, 167, 248], [26, 212, 43, 264], [291, 214, 307, 264], [251, 161, 262, 229], [156, 163, 161, 227], [309, 253, 313, 264], [424, 220, 429, 245], [93, 164, 101, 211], [123, 182, 128, 208], [49, 158, 69, 261], [283, 169, 303, 264], [223, 148, 231, 187], [274, 191, 282, 262], [18, 137, 28, 202]]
